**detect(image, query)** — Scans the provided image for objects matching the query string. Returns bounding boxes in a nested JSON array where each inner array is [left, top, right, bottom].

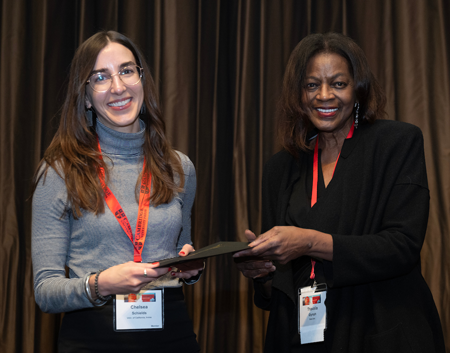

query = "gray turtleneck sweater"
[[32, 120, 196, 314]]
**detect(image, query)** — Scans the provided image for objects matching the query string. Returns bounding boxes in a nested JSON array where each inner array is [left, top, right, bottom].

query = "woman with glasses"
[[32, 31, 202, 352]]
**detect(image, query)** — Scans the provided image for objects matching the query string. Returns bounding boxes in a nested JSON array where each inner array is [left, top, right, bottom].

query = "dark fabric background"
[[1, 1, 449, 352]]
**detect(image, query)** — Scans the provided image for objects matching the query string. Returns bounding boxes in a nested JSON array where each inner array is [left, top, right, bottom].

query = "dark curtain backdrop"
[[1, 0, 449, 352]]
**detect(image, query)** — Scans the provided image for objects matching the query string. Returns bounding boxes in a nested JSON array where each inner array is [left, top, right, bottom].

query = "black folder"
[[156, 241, 250, 267]]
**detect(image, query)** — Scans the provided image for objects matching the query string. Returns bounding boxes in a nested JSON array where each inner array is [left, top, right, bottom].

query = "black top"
[[254, 120, 445, 353], [286, 149, 327, 352], [287, 148, 329, 291]]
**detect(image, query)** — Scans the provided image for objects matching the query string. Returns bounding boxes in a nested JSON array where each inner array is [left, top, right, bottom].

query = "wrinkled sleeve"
[[32, 166, 94, 313], [175, 153, 202, 285], [175, 153, 197, 252]]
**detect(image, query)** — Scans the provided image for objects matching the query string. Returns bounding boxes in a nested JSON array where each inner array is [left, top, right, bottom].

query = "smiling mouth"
[[316, 108, 338, 113], [108, 98, 132, 107]]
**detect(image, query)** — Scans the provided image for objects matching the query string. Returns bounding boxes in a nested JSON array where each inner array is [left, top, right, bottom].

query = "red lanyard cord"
[[310, 122, 354, 279], [97, 137, 151, 262]]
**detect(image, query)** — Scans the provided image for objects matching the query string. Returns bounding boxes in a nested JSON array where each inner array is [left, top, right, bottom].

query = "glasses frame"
[[86, 65, 144, 93]]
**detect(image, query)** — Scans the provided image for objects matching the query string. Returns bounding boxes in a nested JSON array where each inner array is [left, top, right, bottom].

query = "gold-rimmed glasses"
[[86, 65, 143, 93]]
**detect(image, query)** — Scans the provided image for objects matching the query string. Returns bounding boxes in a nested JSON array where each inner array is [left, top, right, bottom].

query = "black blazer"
[[255, 120, 445, 353]]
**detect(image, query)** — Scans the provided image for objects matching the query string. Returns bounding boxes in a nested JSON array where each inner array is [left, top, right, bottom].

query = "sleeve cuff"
[[84, 272, 109, 306], [253, 271, 275, 284], [182, 262, 205, 285]]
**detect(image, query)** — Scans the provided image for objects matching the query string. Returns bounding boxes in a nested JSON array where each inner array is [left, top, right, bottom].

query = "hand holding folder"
[[155, 241, 250, 268]]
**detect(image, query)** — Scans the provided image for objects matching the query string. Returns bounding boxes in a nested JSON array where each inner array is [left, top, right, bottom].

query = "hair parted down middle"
[[277, 32, 386, 157], [32, 30, 184, 219]]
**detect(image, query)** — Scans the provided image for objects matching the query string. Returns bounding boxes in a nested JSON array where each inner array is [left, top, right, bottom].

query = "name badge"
[[298, 283, 327, 344], [114, 289, 164, 331]]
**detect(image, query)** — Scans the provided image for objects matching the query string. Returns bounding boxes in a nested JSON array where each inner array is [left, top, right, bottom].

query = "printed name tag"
[[114, 289, 164, 331], [298, 284, 327, 344]]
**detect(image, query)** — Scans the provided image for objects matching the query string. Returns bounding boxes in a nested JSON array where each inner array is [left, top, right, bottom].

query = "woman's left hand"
[[170, 244, 204, 279], [233, 226, 333, 264]]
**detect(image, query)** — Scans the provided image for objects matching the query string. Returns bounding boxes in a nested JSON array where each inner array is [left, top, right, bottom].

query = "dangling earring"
[[140, 105, 146, 115], [354, 102, 359, 129], [85, 109, 93, 126]]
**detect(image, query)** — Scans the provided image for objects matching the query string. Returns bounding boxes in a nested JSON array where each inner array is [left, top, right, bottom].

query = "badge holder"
[[298, 283, 327, 344], [113, 288, 164, 332]]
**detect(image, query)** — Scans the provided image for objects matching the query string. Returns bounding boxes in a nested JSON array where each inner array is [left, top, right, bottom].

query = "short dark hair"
[[278, 32, 386, 155]]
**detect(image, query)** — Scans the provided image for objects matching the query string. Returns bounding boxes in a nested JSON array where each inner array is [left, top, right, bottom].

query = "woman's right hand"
[[89, 261, 171, 297], [234, 230, 276, 279]]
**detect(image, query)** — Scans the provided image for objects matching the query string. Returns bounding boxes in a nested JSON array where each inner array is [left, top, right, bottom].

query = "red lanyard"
[[310, 122, 354, 279], [96, 138, 151, 262]]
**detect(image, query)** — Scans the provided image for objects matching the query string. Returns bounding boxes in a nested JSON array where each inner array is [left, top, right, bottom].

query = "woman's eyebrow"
[[329, 73, 347, 80], [91, 67, 108, 75], [119, 61, 136, 68], [90, 61, 136, 75]]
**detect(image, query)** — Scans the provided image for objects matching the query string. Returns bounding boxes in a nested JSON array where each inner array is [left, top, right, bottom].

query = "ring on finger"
[[144, 269, 147, 278]]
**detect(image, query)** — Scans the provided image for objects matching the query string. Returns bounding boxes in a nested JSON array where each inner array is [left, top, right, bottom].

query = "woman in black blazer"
[[234, 32, 445, 353]]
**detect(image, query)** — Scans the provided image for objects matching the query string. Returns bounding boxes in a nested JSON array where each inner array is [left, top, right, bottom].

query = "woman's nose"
[[316, 85, 333, 100], [110, 75, 126, 94]]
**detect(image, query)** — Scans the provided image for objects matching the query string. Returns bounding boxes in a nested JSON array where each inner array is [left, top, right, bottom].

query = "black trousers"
[[58, 287, 200, 353]]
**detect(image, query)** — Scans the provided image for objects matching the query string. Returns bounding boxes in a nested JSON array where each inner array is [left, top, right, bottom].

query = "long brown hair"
[[278, 32, 386, 156], [32, 31, 184, 219]]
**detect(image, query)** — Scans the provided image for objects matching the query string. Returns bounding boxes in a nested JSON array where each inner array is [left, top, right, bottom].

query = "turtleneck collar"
[[96, 118, 146, 156]]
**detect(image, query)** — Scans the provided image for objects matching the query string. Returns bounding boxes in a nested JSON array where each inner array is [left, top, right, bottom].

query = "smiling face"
[[302, 52, 356, 134], [85, 42, 144, 133]]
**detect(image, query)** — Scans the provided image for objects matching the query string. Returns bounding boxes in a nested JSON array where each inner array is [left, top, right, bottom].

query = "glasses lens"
[[120, 65, 142, 86], [90, 73, 111, 91]]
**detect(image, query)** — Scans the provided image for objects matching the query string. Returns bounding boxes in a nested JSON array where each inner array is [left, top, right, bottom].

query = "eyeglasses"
[[86, 65, 143, 92]]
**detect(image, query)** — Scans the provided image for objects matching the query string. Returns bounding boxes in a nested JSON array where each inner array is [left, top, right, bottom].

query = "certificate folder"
[[156, 241, 250, 267]]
